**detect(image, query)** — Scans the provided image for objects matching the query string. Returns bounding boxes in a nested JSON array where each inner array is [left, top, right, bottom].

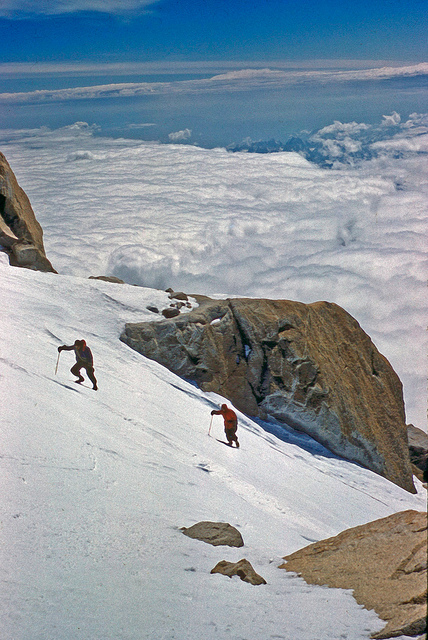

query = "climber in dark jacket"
[[211, 404, 239, 447], [58, 339, 98, 390]]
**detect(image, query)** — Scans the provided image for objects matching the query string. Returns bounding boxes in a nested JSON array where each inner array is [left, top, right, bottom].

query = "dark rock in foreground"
[[280, 510, 427, 639], [121, 295, 415, 492], [0, 152, 56, 272]]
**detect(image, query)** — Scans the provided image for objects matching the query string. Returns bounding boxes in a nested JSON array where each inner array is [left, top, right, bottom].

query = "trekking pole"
[[55, 351, 60, 375], [208, 415, 213, 436]]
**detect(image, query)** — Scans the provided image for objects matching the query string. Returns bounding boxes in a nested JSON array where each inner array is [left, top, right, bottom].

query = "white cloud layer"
[[168, 128, 192, 142], [303, 112, 428, 165], [0, 117, 426, 431], [0, 0, 159, 18], [0, 63, 426, 104]]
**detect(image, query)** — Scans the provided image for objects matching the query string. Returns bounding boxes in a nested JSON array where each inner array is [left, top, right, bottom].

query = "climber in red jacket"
[[58, 339, 98, 390], [211, 404, 239, 447]]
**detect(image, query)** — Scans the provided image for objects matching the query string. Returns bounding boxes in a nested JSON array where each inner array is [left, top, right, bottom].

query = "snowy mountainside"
[[1, 257, 426, 640]]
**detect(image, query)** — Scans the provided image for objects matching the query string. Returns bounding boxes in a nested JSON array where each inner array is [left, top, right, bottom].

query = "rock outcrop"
[[181, 521, 244, 547], [0, 152, 55, 272], [121, 295, 415, 492], [211, 559, 266, 585], [407, 424, 428, 483], [280, 510, 427, 639]]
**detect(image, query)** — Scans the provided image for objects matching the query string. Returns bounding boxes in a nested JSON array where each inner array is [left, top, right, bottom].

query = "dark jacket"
[[60, 344, 94, 366]]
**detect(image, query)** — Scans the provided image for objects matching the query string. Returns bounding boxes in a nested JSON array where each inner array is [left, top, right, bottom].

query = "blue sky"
[[0, 0, 427, 64], [0, 0, 426, 146]]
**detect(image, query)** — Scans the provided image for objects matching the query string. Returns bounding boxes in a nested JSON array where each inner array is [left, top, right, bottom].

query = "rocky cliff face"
[[280, 510, 427, 639], [0, 152, 56, 272], [121, 295, 415, 492], [407, 424, 428, 483]]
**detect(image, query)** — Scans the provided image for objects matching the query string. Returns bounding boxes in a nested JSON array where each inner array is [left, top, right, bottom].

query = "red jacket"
[[213, 407, 237, 430]]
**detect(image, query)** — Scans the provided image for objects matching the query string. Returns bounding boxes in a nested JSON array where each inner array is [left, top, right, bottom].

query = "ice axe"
[[55, 349, 61, 375], [208, 414, 213, 436]]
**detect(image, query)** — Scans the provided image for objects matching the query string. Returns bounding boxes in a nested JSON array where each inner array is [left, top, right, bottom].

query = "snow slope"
[[1, 257, 426, 640]]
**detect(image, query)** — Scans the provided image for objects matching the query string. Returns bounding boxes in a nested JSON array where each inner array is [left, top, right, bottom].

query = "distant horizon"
[[1, 58, 426, 148], [1, 58, 423, 72]]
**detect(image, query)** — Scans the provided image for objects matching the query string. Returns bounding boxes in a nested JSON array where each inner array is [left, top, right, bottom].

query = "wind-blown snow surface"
[[0, 119, 426, 429], [1, 258, 426, 640]]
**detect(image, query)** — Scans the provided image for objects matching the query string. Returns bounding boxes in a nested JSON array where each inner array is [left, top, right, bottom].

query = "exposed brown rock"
[[211, 559, 266, 585], [121, 295, 415, 492], [0, 152, 56, 272], [407, 424, 428, 483], [162, 307, 181, 318], [0, 214, 18, 247], [280, 510, 427, 639], [168, 291, 189, 302], [181, 521, 244, 547]]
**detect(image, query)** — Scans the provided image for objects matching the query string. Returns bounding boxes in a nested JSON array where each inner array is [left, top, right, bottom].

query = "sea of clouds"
[[1, 62, 426, 104], [1, 113, 426, 429]]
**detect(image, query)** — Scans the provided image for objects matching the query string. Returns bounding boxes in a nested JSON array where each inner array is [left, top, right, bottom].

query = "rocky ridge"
[[280, 510, 427, 639], [0, 153, 55, 272], [121, 295, 415, 492]]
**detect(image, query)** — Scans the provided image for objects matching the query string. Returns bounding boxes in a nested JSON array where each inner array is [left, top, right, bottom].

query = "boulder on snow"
[[211, 559, 266, 585], [168, 291, 189, 302], [120, 295, 415, 492], [162, 307, 181, 318], [280, 510, 427, 639], [181, 521, 244, 547], [0, 152, 56, 272]]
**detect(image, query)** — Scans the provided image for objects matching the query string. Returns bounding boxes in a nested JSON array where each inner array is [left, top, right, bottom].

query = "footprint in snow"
[[196, 463, 212, 473]]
